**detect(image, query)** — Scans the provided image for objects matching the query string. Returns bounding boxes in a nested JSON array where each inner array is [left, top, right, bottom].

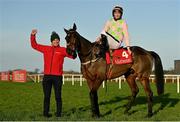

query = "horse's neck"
[[77, 34, 93, 62]]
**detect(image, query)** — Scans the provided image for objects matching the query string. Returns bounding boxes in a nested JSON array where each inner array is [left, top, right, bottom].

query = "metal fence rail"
[[27, 74, 180, 93]]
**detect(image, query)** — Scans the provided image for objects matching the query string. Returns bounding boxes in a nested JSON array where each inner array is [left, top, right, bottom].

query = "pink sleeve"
[[101, 20, 110, 35], [122, 20, 130, 47]]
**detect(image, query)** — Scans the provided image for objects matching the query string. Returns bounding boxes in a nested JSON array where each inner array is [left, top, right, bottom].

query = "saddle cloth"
[[106, 48, 133, 65]]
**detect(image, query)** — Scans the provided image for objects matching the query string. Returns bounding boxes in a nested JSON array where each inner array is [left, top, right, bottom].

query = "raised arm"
[[30, 29, 47, 53]]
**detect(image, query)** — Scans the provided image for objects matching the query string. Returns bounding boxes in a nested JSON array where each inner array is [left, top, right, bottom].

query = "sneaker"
[[55, 112, 61, 117], [43, 113, 52, 118]]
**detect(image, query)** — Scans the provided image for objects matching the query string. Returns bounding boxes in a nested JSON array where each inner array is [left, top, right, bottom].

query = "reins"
[[79, 42, 100, 65]]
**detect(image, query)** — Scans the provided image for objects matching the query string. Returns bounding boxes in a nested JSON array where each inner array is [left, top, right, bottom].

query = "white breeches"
[[106, 34, 122, 49]]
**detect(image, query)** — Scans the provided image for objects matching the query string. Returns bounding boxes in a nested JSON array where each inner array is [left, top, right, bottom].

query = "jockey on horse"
[[96, 5, 131, 56], [64, 5, 164, 118]]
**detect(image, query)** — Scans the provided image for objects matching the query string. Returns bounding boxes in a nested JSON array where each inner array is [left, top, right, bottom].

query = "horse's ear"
[[64, 28, 69, 34], [73, 23, 77, 31]]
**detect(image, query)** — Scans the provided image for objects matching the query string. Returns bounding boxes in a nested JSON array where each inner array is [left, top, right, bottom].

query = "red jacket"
[[30, 35, 74, 76]]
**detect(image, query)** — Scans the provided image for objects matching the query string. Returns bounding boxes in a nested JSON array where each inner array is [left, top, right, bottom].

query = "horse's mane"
[[75, 31, 94, 46]]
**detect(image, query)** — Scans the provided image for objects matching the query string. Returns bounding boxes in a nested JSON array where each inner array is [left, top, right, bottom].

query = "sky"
[[0, 0, 180, 72]]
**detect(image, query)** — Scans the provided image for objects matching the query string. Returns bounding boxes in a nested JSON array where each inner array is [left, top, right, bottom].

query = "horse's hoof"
[[92, 114, 100, 118], [124, 110, 130, 115], [146, 113, 153, 118]]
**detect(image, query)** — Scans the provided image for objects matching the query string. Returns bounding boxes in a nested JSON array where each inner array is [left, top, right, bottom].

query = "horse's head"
[[64, 24, 103, 59], [64, 23, 78, 55]]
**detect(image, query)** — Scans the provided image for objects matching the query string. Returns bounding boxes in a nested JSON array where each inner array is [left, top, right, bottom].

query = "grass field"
[[0, 80, 180, 121]]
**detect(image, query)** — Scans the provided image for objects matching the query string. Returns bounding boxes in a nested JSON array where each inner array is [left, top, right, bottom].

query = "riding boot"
[[96, 34, 109, 58], [101, 34, 109, 51]]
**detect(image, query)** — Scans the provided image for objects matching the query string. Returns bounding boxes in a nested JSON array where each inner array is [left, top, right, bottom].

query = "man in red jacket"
[[30, 29, 76, 117]]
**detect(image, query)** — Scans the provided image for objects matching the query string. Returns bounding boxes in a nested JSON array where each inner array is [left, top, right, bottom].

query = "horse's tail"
[[150, 51, 164, 95]]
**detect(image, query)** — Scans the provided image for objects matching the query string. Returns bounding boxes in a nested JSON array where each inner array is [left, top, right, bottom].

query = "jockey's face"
[[51, 39, 60, 46], [113, 10, 121, 20]]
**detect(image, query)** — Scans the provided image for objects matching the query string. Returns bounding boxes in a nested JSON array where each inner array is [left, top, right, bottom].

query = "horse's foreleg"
[[86, 78, 102, 118], [140, 77, 153, 117], [89, 90, 100, 118], [124, 74, 139, 115]]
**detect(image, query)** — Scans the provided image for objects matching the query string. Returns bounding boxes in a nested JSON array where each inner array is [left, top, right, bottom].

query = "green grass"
[[0, 80, 180, 121]]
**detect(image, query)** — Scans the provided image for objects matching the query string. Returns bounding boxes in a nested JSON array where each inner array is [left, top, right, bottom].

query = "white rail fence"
[[28, 74, 180, 93]]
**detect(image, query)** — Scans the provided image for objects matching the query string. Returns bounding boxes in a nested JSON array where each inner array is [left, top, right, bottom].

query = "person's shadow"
[[64, 93, 179, 117]]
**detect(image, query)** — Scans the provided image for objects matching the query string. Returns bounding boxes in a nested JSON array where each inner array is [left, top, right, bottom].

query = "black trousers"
[[42, 75, 62, 115]]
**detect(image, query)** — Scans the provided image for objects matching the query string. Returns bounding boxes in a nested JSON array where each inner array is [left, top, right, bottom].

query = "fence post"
[[177, 76, 179, 93], [35, 76, 37, 83], [37, 75, 40, 83], [172, 77, 175, 83], [115, 78, 118, 83], [165, 78, 167, 83], [119, 77, 122, 89], [102, 81, 105, 88], [72, 75, 74, 85], [63, 75, 65, 85], [80, 75, 82, 86], [152, 78, 155, 83]]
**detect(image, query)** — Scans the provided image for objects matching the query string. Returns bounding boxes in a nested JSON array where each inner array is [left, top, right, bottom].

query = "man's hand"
[[31, 29, 37, 35]]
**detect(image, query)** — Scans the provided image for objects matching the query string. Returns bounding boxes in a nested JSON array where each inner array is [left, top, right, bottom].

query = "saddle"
[[106, 48, 133, 65], [94, 34, 133, 65]]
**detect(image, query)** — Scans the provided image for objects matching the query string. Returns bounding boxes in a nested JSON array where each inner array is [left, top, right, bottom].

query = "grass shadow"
[[65, 93, 179, 117], [64, 96, 128, 117], [153, 93, 179, 115], [131, 93, 179, 115]]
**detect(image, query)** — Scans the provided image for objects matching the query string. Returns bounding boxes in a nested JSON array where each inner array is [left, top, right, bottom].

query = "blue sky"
[[0, 0, 180, 72]]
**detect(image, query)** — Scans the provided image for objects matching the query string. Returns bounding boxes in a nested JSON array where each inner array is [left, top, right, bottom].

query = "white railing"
[[27, 74, 180, 93]]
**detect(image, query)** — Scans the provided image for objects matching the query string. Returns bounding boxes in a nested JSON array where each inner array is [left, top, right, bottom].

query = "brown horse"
[[64, 24, 164, 118]]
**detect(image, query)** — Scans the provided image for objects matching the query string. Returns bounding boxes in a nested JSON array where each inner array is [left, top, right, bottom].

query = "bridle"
[[66, 31, 100, 65]]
